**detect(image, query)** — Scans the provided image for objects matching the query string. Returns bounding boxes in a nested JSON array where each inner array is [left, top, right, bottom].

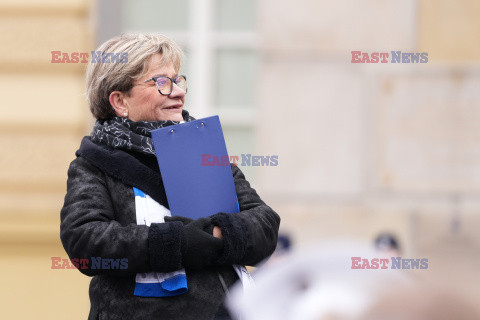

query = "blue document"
[[151, 116, 239, 219]]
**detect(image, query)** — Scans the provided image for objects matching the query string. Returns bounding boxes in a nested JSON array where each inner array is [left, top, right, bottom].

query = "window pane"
[[122, 0, 189, 31], [215, 49, 258, 108], [215, 0, 257, 30]]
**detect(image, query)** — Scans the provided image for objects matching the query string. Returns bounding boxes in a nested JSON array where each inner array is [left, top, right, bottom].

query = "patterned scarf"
[[90, 109, 195, 155]]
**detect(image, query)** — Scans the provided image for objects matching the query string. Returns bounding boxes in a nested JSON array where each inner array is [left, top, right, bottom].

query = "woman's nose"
[[169, 82, 186, 98]]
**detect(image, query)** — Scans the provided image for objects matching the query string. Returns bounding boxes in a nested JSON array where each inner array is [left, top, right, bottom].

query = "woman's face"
[[124, 54, 185, 122]]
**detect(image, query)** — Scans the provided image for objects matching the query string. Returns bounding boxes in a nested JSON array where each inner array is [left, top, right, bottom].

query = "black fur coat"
[[60, 137, 280, 320]]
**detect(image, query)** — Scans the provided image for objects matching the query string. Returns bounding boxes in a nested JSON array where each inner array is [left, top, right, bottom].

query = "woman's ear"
[[109, 91, 128, 117]]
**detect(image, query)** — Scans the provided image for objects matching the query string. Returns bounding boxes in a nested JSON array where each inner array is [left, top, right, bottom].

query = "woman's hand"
[[179, 218, 223, 269], [164, 216, 224, 269], [165, 215, 223, 239]]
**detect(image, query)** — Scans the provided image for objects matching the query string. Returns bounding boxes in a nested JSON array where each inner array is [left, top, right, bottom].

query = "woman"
[[60, 33, 280, 320]]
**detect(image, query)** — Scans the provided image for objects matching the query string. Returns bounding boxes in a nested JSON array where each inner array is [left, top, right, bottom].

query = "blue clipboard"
[[151, 116, 239, 219]]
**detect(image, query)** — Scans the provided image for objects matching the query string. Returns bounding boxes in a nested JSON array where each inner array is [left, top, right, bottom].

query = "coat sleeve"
[[60, 157, 183, 277], [210, 165, 281, 266]]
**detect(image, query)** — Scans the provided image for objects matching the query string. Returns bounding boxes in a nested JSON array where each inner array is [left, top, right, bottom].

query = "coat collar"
[[76, 136, 170, 208]]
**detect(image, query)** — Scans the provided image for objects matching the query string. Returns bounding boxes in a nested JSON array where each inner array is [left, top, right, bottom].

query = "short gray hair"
[[85, 33, 184, 120]]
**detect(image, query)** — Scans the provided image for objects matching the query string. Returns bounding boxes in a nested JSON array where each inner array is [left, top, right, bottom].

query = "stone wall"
[[255, 0, 480, 260], [0, 0, 94, 318]]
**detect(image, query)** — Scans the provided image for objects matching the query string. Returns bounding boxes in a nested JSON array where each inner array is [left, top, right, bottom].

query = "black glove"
[[165, 215, 214, 234], [164, 216, 194, 225], [178, 218, 223, 270]]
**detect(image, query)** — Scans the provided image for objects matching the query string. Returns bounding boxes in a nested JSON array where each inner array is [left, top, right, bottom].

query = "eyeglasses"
[[143, 75, 187, 96]]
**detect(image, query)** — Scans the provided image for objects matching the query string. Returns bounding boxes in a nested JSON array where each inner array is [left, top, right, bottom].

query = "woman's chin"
[[157, 108, 183, 121]]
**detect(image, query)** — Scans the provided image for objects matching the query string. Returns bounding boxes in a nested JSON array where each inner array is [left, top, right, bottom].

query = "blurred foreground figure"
[[374, 233, 401, 256], [226, 242, 479, 320], [359, 285, 478, 320]]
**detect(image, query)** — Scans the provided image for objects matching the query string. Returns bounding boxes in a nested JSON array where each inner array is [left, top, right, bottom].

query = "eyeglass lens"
[[155, 76, 187, 94]]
